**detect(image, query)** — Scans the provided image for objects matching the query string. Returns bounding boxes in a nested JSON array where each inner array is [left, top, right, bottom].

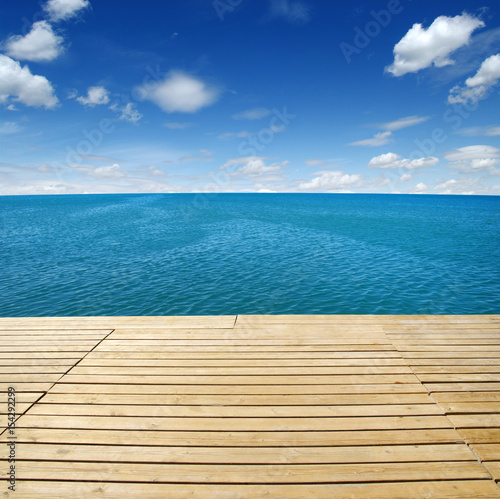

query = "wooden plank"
[[38, 393, 435, 406], [101, 338, 394, 346], [409, 359, 500, 366], [25, 403, 444, 418], [4, 481, 500, 499], [0, 329, 112, 334], [0, 375, 63, 382], [439, 403, 500, 414], [48, 383, 428, 395], [434, 393, 500, 403], [93, 344, 399, 352], [419, 374, 500, 383], [471, 445, 500, 461], [83, 351, 404, 359], [79, 357, 410, 367], [0, 383, 54, 392], [0, 316, 237, 329], [9, 461, 491, 483], [236, 315, 500, 325], [483, 462, 500, 481], [0, 392, 43, 403], [68, 366, 414, 376], [15, 414, 453, 431], [108, 329, 387, 339], [426, 383, 500, 392], [414, 367, 500, 374], [448, 414, 500, 428], [0, 359, 79, 366], [6, 443, 475, 464], [0, 353, 91, 359], [57, 374, 419, 384], [0, 366, 71, 374], [460, 429, 500, 444], [6, 428, 466, 446]]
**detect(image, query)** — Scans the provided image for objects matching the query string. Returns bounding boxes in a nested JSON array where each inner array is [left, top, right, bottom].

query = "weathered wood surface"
[[0, 314, 499, 498]]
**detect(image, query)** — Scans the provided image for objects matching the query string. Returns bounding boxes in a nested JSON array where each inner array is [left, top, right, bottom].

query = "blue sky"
[[1, 0, 499, 194]]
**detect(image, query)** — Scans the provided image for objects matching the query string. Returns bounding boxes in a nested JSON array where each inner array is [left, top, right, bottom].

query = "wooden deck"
[[1, 315, 500, 498]]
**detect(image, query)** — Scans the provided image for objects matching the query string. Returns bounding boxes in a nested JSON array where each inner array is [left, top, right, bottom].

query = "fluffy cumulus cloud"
[[449, 53, 500, 104], [0, 55, 58, 109], [368, 152, 439, 170], [43, 0, 90, 22], [232, 108, 271, 120], [76, 86, 110, 107], [298, 171, 362, 192], [349, 131, 393, 147], [139, 71, 219, 113], [386, 14, 484, 77], [445, 145, 500, 174], [4, 21, 64, 62]]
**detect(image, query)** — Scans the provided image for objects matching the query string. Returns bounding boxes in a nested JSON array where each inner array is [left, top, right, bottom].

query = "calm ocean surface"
[[0, 193, 498, 316]]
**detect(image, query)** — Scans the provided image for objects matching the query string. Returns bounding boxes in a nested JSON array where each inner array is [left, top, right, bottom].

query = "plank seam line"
[[16, 329, 117, 421], [383, 329, 500, 488]]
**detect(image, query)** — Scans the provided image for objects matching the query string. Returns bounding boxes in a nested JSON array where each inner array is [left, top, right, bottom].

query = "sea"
[[0, 193, 498, 316]]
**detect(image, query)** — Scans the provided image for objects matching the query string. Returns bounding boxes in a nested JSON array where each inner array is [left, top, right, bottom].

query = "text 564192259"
[[7, 386, 16, 492]]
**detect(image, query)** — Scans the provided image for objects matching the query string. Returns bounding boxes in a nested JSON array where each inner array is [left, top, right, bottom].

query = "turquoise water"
[[0, 193, 498, 316]]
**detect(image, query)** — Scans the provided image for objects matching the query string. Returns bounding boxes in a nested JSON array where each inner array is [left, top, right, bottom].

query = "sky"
[[0, 0, 499, 195]]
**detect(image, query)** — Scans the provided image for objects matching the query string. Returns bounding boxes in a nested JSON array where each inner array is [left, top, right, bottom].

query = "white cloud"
[[76, 86, 110, 107], [148, 166, 165, 176], [305, 159, 325, 167], [448, 53, 500, 104], [0, 55, 58, 109], [298, 171, 361, 192], [445, 145, 499, 162], [400, 174, 413, 181], [270, 0, 311, 24], [4, 21, 64, 62], [139, 71, 219, 113], [434, 178, 481, 194], [0, 122, 24, 134], [92, 164, 126, 179], [349, 131, 393, 147], [378, 115, 430, 131], [114, 102, 142, 123], [445, 145, 500, 174], [232, 108, 271, 120], [43, 0, 90, 22], [368, 152, 439, 170], [386, 14, 484, 77], [456, 125, 500, 137], [409, 182, 428, 194], [221, 157, 285, 177]]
